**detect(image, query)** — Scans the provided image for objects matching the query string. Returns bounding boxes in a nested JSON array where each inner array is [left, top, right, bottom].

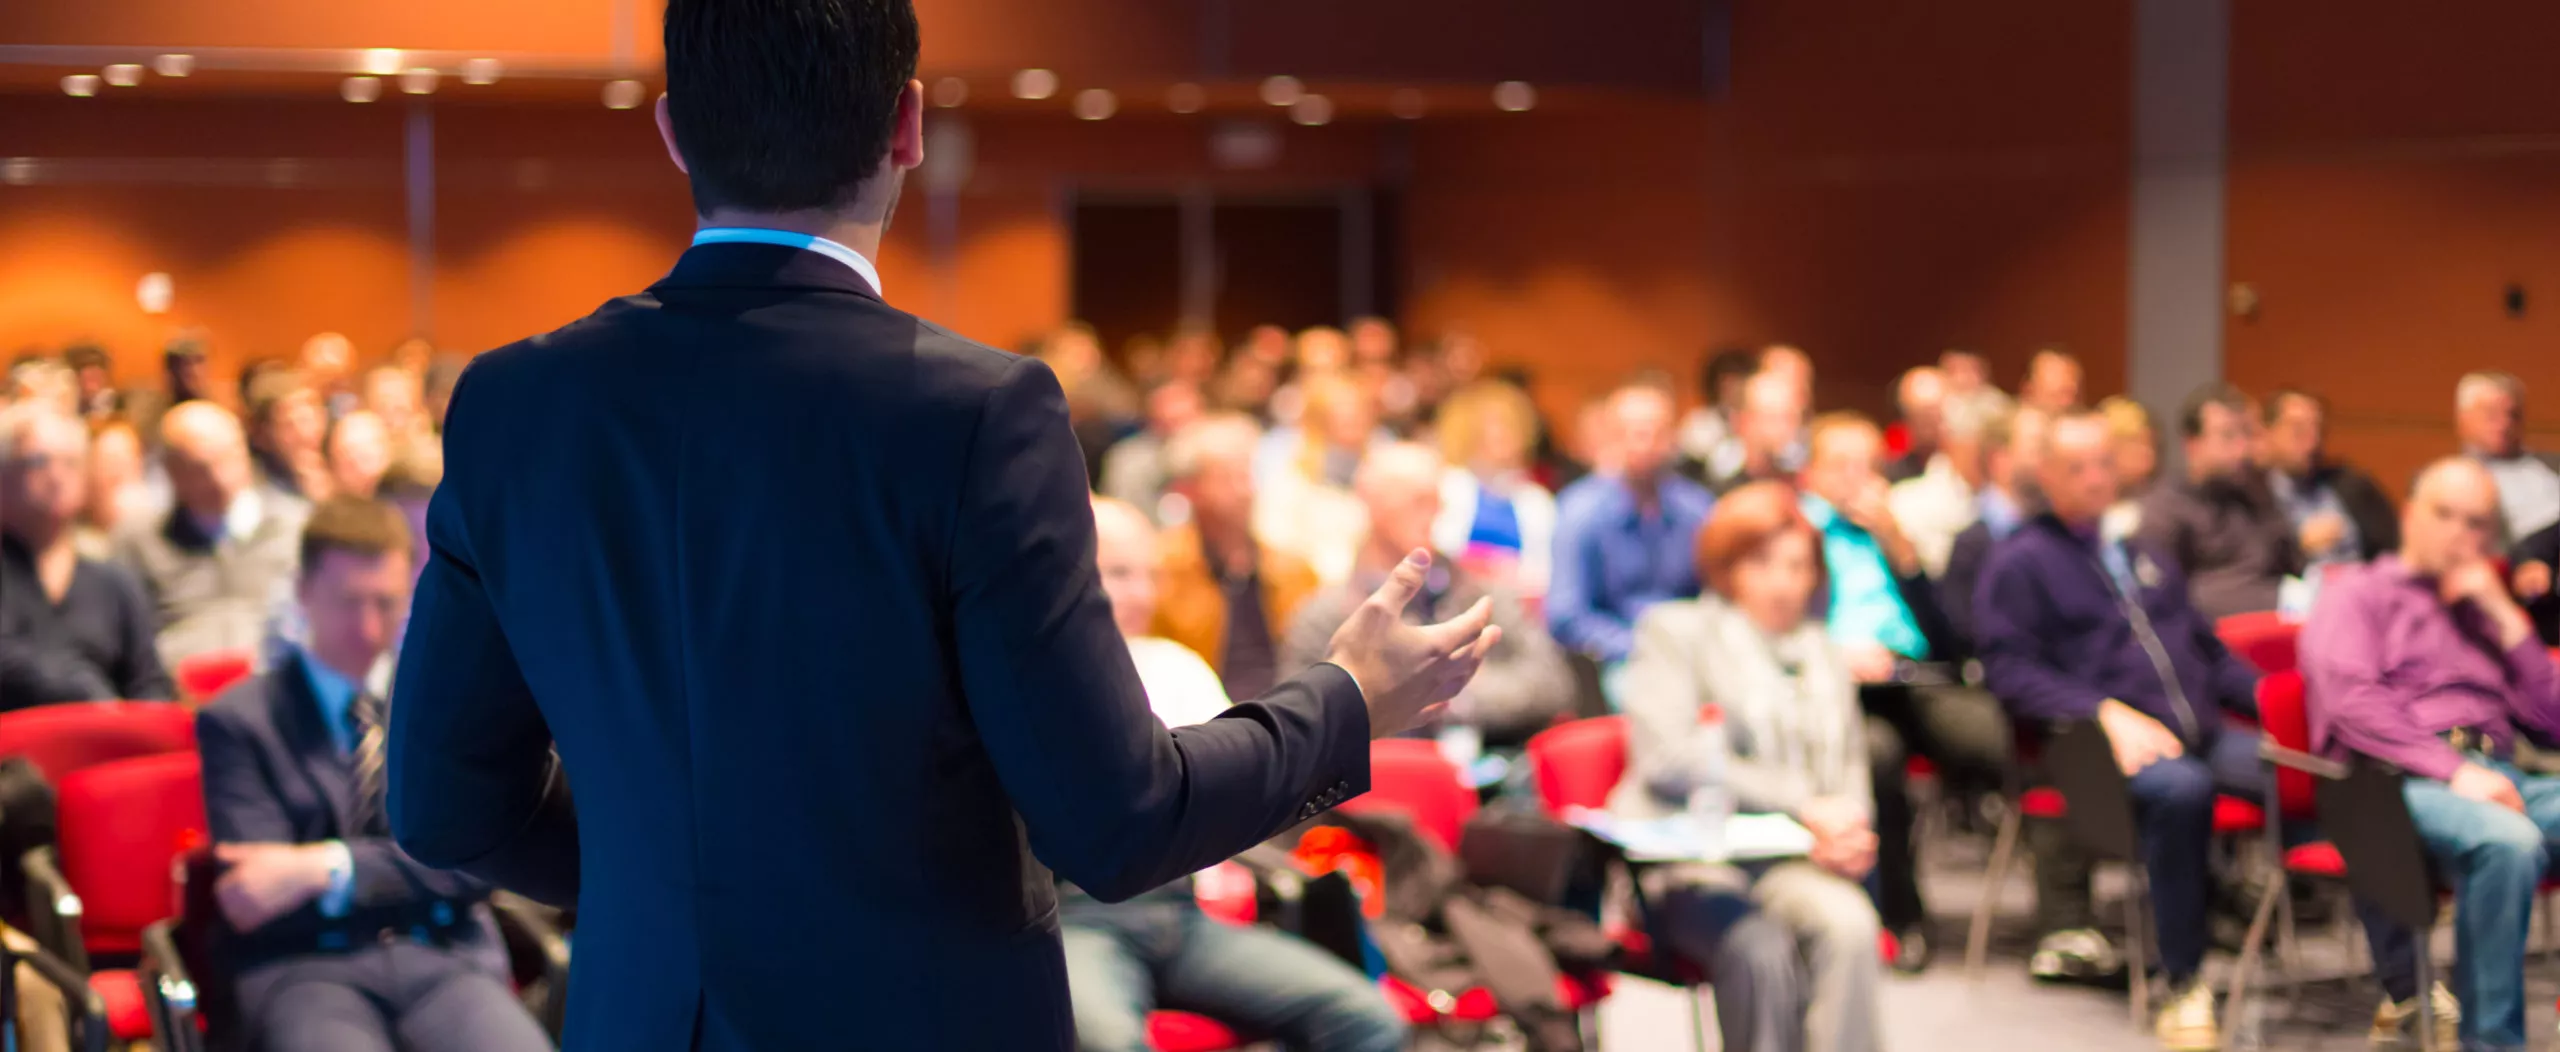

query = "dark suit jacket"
[[1939, 520, 1997, 660], [388, 243, 1373, 1052], [197, 653, 503, 980]]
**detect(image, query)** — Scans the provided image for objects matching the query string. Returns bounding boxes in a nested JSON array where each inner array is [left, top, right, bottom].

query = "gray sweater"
[[1280, 560, 1573, 744], [1607, 597, 1869, 822]]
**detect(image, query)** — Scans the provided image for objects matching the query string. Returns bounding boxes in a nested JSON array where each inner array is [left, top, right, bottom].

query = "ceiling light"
[[460, 58, 503, 85], [1, 158, 36, 185], [931, 77, 968, 108], [1259, 75, 1303, 107], [152, 54, 194, 78], [1290, 94, 1333, 127], [1493, 81, 1536, 112], [399, 68, 439, 95], [1389, 89, 1429, 120], [341, 76, 382, 103], [1167, 83, 1205, 114], [602, 80, 645, 110], [1011, 69, 1058, 100], [102, 64, 144, 87], [360, 49, 403, 76], [62, 75, 101, 97], [1073, 88, 1117, 121]]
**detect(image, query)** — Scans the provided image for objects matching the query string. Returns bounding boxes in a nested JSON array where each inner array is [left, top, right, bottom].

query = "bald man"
[[2304, 457, 2560, 1049], [115, 400, 309, 668], [2, 405, 173, 707], [1886, 366, 1947, 484], [1284, 443, 1572, 747]]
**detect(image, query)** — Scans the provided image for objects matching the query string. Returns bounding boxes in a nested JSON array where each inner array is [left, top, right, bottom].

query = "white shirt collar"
[[692, 227, 884, 298]]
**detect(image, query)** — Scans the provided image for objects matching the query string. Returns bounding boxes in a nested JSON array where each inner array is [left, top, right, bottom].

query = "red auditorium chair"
[[21, 751, 207, 1046], [173, 649, 257, 702], [0, 701, 198, 783], [2215, 611, 2301, 676]]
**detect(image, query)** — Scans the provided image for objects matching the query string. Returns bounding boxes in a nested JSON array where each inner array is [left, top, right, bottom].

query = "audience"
[[2018, 348, 2083, 415], [298, 332, 358, 419], [1150, 413, 1319, 701], [1888, 391, 1991, 579], [1548, 378, 1715, 666], [115, 400, 308, 668], [1974, 409, 2266, 1050], [77, 418, 147, 560], [1100, 379, 1206, 523], [1429, 379, 1557, 597], [2097, 395, 2159, 540], [1939, 348, 2011, 424], [360, 364, 437, 466], [2456, 371, 2560, 546], [2299, 456, 2557, 1049], [326, 409, 394, 501], [1675, 346, 1761, 479], [1253, 371, 1378, 585], [1887, 365, 1947, 483], [2136, 383, 2301, 620], [244, 366, 333, 509], [0, 405, 172, 707], [196, 497, 549, 1052], [1938, 406, 2047, 651], [1704, 370, 1810, 496], [2259, 388, 2397, 571], [1613, 480, 1885, 1052], [1281, 443, 1573, 747]]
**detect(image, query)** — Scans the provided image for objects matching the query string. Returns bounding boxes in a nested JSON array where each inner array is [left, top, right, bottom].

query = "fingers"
[[214, 843, 246, 860], [1362, 549, 1434, 618], [1414, 596, 1495, 654]]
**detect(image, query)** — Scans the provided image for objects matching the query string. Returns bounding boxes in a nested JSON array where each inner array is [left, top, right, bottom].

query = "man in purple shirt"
[[2303, 456, 2560, 1051]]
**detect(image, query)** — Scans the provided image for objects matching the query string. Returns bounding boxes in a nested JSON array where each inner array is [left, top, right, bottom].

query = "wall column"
[[2128, 0, 2228, 472]]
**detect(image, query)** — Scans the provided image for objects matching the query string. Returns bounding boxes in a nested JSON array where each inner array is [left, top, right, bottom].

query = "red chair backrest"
[[55, 752, 206, 955], [174, 649, 256, 701], [2256, 670, 2316, 819], [0, 702, 198, 784], [2216, 612, 2300, 676], [1341, 739, 1479, 853], [1525, 716, 1629, 816]]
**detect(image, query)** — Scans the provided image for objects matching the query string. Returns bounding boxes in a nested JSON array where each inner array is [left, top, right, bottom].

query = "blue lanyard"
[[691, 227, 882, 295]]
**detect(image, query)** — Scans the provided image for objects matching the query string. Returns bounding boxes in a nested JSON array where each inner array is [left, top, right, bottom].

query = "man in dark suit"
[[199, 497, 547, 1052], [385, 2, 1495, 1050]]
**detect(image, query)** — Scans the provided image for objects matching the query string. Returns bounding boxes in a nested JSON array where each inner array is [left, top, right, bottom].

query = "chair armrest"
[[19, 846, 87, 972], [487, 892, 570, 1041], [2259, 740, 2349, 780], [8, 937, 113, 1052], [138, 919, 203, 1052]]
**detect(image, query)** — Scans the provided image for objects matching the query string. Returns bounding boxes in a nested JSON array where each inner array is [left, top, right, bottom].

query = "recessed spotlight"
[[152, 54, 194, 78], [102, 64, 144, 87], [602, 80, 646, 110], [1073, 88, 1117, 121], [1167, 83, 1205, 114], [460, 58, 503, 85], [1259, 75, 1303, 107], [1389, 89, 1429, 120], [931, 77, 968, 108], [1012, 69, 1059, 100], [1290, 94, 1333, 127], [1, 158, 37, 185], [62, 74, 101, 97], [1493, 81, 1536, 112], [399, 68, 439, 95], [361, 49, 403, 76], [341, 76, 382, 103]]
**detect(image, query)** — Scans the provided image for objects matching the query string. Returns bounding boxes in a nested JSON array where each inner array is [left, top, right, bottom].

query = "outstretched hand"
[[1324, 550, 1502, 739]]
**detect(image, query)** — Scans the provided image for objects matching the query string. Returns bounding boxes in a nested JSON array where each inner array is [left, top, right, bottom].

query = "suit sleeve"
[[386, 369, 580, 908], [950, 358, 1370, 903]]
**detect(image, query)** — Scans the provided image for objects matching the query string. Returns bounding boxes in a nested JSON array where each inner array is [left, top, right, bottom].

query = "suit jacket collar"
[[649, 242, 884, 303]]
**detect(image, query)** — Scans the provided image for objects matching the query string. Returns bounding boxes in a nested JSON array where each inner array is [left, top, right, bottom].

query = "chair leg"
[[1690, 987, 1712, 1052], [1968, 807, 2022, 982], [2221, 875, 2285, 1051], [2126, 871, 2152, 1029], [2272, 877, 2300, 973], [2415, 948, 2437, 1052]]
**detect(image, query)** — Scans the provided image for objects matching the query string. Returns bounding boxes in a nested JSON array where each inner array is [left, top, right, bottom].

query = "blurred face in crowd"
[[1610, 385, 1678, 482], [86, 423, 142, 532], [1306, 374, 1378, 452], [299, 545, 413, 681], [1733, 524, 1819, 636], [1147, 381, 1204, 439], [1090, 497, 1161, 639], [2022, 352, 2082, 412], [1174, 419, 1260, 536], [1, 409, 89, 538], [1576, 399, 1621, 476], [329, 411, 393, 500], [300, 332, 353, 387], [365, 367, 425, 437], [2112, 421, 2157, 491], [2038, 414, 2121, 526], [1897, 366, 1946, 449], [1990, 408, 2051, 496], [161, 401, 256, 520], [1759, 345, 1813, 401], [2185, 399, 2255, 484], [1939, 351, 1989, 396], [1802, 421, 1885, 511], [1165, 330, 1220, 387], [259, 378, 329, 459], [1212, 356, 1278, 414], [165, 351, 210, 403], [1437, 333, 1486, 387], [1296, 328, 1350, 374], [2399, 459, 2502, 578], [1736, 372, 1805, 465], [1042, 328, 1103, 380], [2260, 393, 2325, 477], [390, 338, 434, 377], [1349, 317, 1398, 367], [1939, 411, 1987, 489], [1356, 444, 1445, 565], [2458, 383, 2523, 458], [1243, 326, 1292, 366]]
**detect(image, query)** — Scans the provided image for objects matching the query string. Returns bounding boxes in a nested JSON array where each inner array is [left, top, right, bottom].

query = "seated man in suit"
[[197, 497, 547, 1052], [1066, 497, 1406, 1052], [2303, 457, 2560, 1051], [1, 404, 172, 707]]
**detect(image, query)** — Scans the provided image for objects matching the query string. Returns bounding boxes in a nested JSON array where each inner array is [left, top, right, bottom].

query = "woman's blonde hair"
[[1433, 379, 1540, 469]]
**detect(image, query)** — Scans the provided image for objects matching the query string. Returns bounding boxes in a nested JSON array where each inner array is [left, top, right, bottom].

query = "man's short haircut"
[[1161, 412, 1262, 481], [2263, 387, 2325, 425], [243, 366, 311, 429], [1806, 411, 1880, 458], [1944, 396, 2005, 443], [2458, 371, 2524, 411], [2043, 407, 2113, 458], [1699, 347, 1757, 399], [1615, 370, 1678, 399], [2176, 382, 2251, 438], [2097, 395, 2154, 440], [299, 497, 414, 576], [62, 342, 109, 373], [661, 0, 921, 215]]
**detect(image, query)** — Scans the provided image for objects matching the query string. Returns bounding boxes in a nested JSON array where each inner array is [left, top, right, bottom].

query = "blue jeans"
[[2403, 757, 2560, 1049], [2125, 729, 2265, 982], [1060, 899, 1407, 1052]]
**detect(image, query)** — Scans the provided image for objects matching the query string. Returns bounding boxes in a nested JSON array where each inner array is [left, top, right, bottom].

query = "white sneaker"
[[2156, 979, 2219, 1051], [2369, 982, 2458, 1047], [2029, 927, 2123, 982]]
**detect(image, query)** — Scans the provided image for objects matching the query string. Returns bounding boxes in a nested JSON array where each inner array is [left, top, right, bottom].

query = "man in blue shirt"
[[198, 497, 546, 1052], [1547, 379, 1715, 666]]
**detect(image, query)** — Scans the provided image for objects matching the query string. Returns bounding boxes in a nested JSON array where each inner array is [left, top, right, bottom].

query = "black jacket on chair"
[[387, 242, 1374, 1052]]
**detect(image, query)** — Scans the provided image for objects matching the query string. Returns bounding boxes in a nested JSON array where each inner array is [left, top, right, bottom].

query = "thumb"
[[1363, 549, 1433, 619], [214, 843, 246, 860]]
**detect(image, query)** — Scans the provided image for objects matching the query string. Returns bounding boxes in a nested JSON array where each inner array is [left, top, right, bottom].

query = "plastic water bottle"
[[1687, 705, 1732, 860]]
